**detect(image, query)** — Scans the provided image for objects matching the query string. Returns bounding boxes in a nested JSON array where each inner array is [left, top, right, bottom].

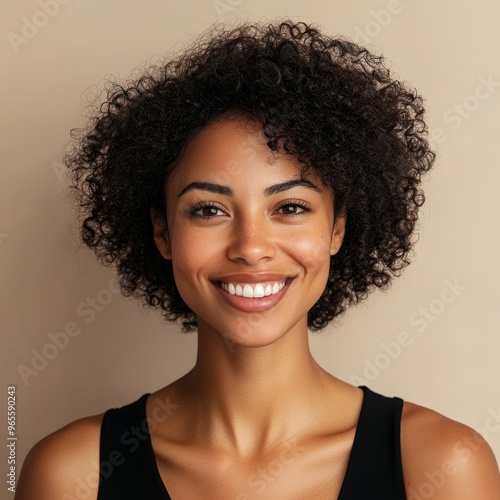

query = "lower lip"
[[211, 279, 293, 312]]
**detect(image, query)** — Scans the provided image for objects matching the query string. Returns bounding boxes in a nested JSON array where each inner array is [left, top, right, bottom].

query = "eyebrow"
[[177, 179, 322, 198]]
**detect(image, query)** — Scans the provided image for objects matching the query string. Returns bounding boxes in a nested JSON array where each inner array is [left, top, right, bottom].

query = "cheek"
[[168, 243, 203, 312], [288, 226, 332, 274], [168, 226, 220, 294]]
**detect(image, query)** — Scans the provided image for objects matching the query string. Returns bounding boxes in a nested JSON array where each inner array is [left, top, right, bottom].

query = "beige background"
[[2, 0, 499, 478]]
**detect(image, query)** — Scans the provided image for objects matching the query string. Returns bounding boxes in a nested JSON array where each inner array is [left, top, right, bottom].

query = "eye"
[[275, 200, 311, 217], [188, 201, 226, 220]]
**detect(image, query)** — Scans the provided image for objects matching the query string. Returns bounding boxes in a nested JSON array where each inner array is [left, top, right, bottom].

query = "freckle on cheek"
[[296, 239, 330, 265]]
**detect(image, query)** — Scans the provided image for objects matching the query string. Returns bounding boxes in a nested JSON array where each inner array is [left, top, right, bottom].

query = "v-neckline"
[[143, 386, 369, 499]]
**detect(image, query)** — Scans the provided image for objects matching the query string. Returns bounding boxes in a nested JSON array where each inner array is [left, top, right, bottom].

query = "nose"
[[226, 213, 276, 265]]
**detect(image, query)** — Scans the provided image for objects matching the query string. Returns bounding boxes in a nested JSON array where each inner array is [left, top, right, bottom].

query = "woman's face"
[[152, 114, 346, 347]]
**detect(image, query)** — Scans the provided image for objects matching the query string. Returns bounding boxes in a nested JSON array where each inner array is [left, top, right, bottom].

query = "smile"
[[218, 280, 286, 298]]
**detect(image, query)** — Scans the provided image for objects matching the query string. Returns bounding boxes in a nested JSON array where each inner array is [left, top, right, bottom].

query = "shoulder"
[[400, 400, 500, 499], [15, 412, 104, 500]]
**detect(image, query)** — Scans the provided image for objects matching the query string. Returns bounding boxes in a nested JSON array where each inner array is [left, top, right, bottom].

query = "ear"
[[150, 207, 172, 260], [330, 208, 347, 256]]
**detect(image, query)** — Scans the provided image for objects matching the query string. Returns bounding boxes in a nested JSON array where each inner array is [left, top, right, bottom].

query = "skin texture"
[[15, 116, 500, 499]]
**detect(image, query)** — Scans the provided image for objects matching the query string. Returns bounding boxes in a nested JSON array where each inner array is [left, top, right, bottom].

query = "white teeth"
[[219, 280, 287, 298]]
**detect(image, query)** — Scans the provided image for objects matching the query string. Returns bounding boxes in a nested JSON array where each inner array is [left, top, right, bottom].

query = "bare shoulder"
[[400, 400, 500, 499], [15, 412, 104, 500]]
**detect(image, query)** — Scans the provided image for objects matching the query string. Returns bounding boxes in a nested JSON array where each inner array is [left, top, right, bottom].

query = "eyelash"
[[187, 199, 312, 220], [276, 200, 312, 217], [187, 201, 224, 220]]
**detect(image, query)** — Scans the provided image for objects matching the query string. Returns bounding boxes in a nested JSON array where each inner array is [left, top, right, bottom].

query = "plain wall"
[[2, 0, 500, 481]]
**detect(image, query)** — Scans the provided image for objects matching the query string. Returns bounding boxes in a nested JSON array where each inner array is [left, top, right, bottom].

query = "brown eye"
[[276, 202, 311, 217], [279, 204, 302, 214], [188, 202, 226, 220], [200, 206, 220, 217]]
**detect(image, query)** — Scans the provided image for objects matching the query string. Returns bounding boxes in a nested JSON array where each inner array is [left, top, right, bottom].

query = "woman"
[[16, 20, 500, 499]]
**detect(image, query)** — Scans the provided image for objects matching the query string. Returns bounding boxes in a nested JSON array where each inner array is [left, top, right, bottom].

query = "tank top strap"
[[338, 385, 406, 499], [97, 393, 172, 500]]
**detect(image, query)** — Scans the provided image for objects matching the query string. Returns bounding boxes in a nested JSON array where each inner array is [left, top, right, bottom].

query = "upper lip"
[[212, 273, 294, 284]]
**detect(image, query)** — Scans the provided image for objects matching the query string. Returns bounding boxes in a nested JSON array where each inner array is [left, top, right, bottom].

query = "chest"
[[152, 433, 355, 499]]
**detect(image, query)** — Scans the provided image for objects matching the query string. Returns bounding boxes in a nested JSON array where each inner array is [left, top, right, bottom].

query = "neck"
[[178, 317, 341, 457]]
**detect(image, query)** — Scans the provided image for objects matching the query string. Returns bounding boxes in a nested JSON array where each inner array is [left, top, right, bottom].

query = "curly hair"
[[65, 20, 435, 333]]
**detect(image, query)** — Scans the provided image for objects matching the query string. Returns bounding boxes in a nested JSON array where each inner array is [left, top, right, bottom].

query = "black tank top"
[[97, 385, 406, 499]]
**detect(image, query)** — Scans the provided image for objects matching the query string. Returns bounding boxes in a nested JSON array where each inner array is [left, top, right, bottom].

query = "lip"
[[210, 276, 295, 313]]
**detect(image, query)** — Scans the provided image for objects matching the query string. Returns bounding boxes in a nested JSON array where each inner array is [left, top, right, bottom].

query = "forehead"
[[167, 114, 324, 189]]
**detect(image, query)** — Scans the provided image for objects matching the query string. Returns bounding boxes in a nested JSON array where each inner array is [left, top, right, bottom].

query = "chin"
[[221, 332, 286, 350], [201, 315, 307, 350]]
